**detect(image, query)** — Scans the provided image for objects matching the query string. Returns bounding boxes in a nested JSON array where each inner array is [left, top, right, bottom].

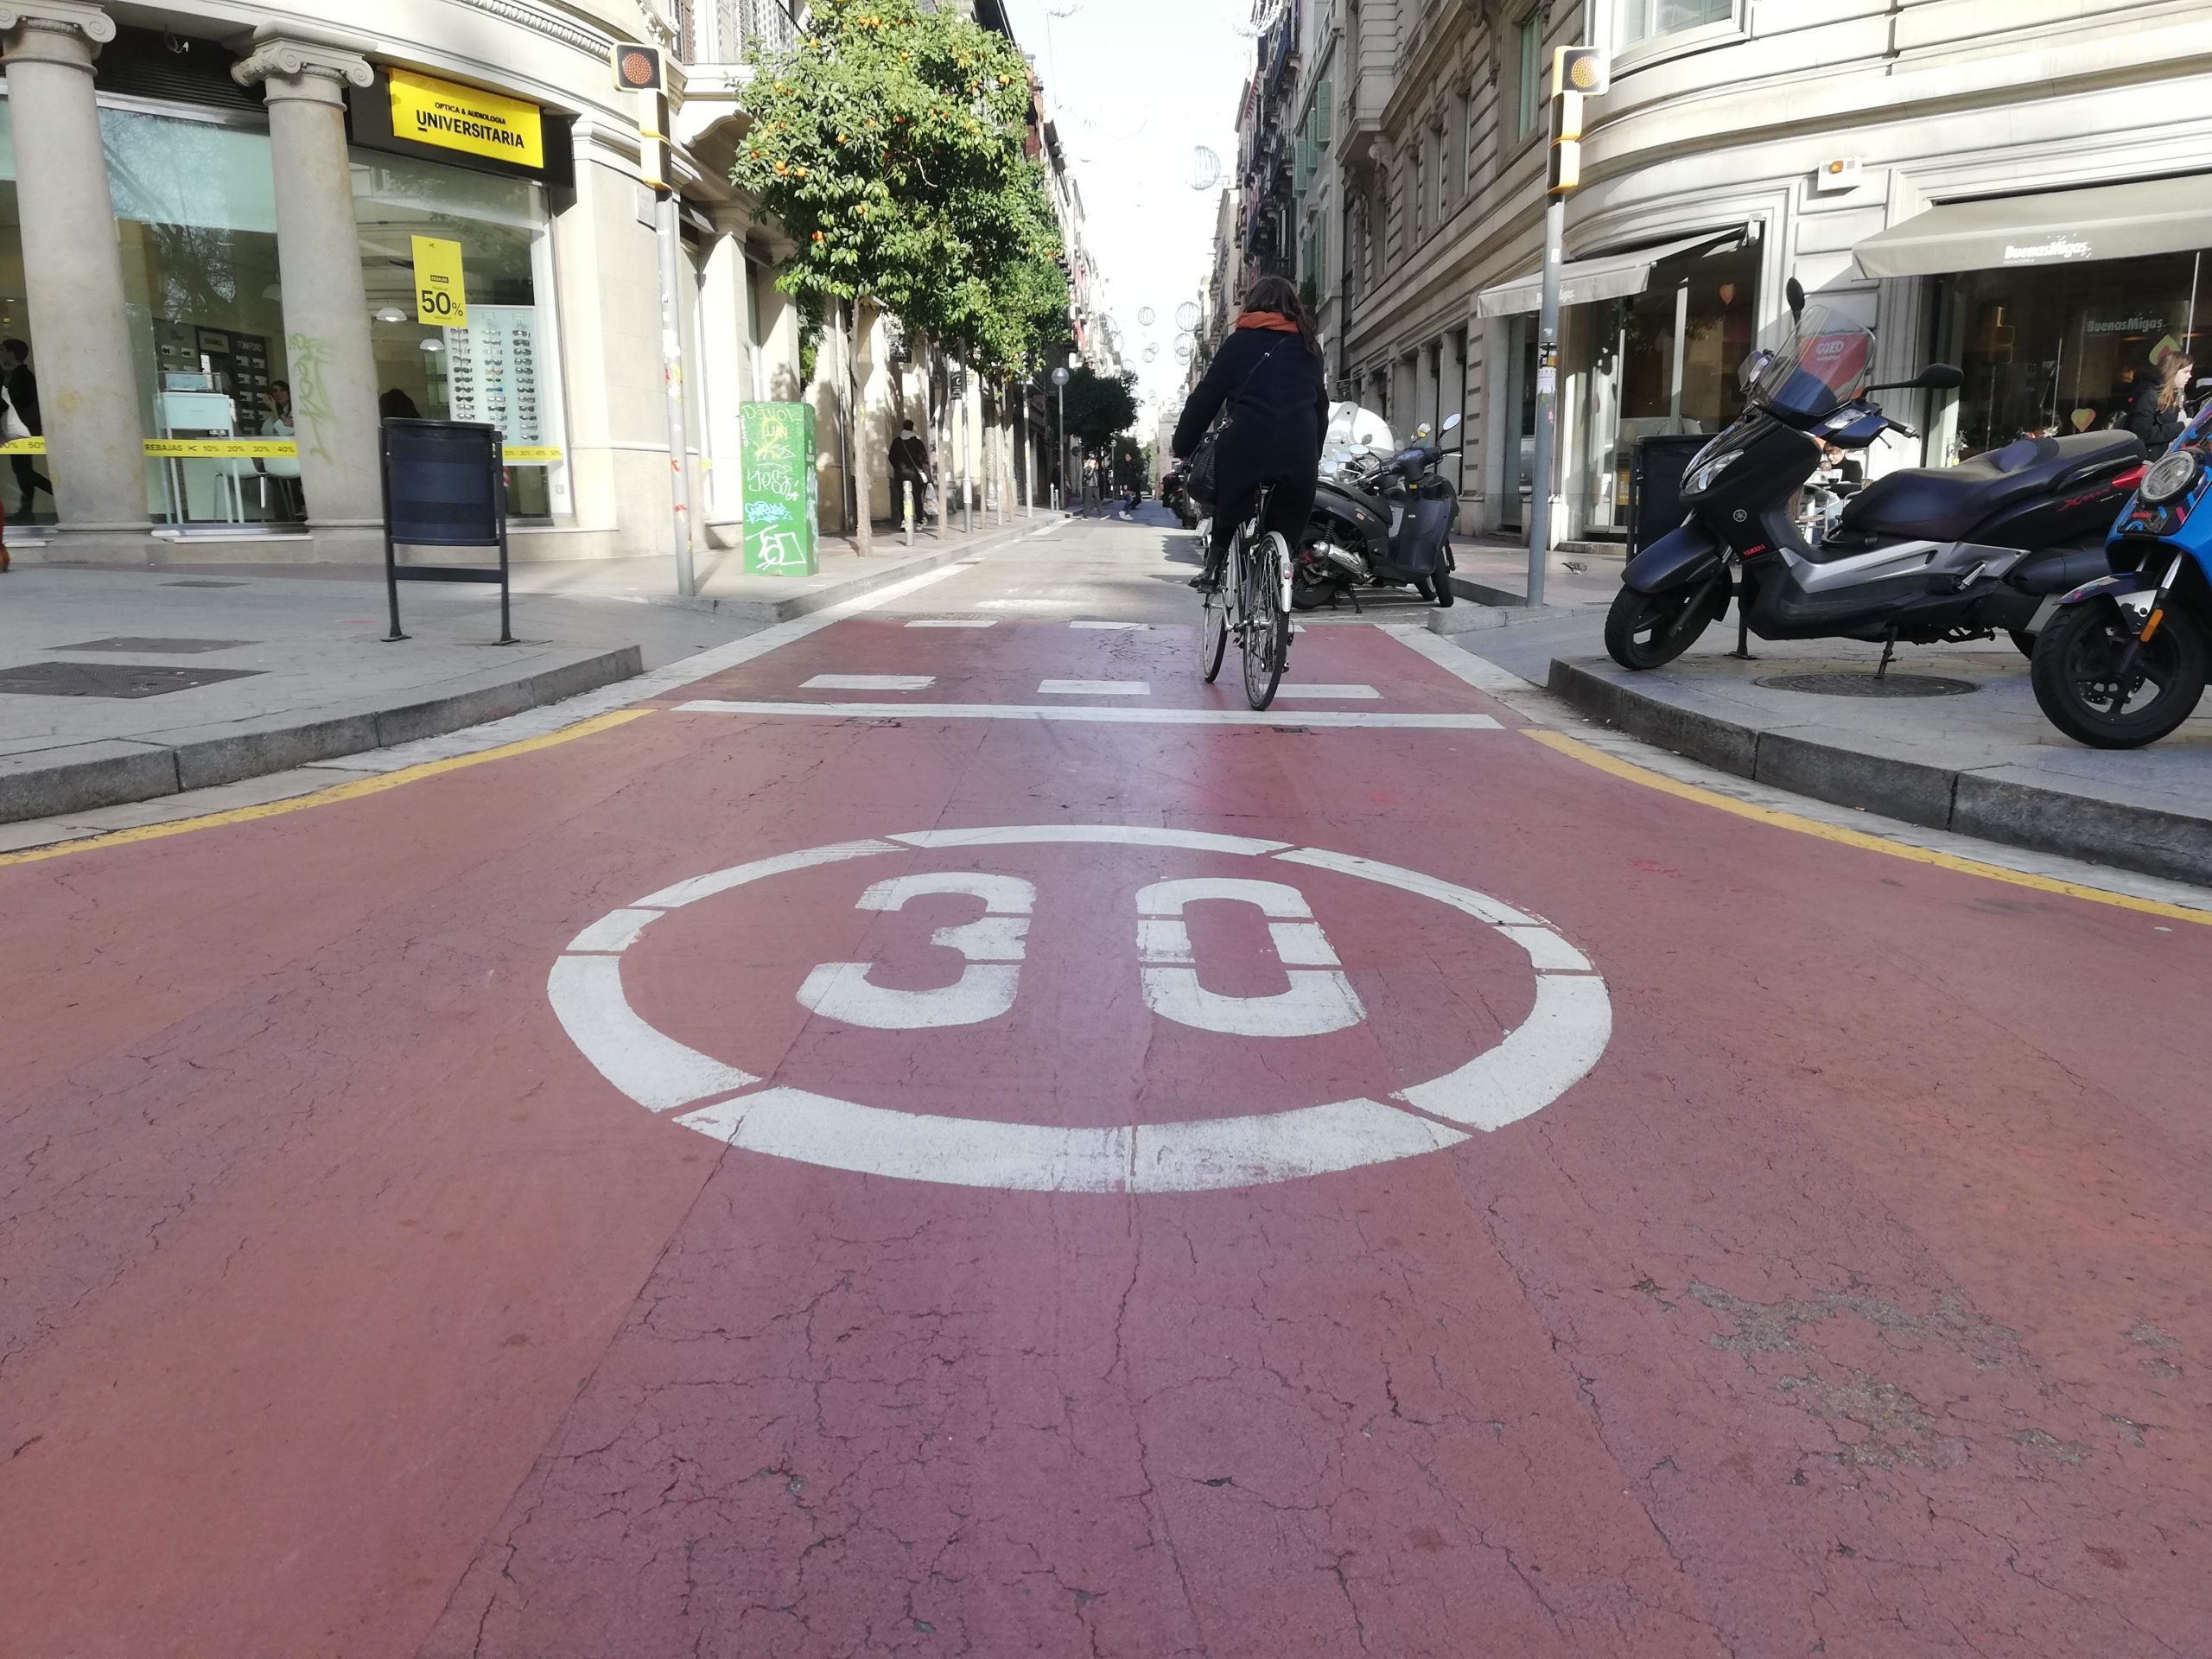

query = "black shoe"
[[1188, 569, 1223, 593]]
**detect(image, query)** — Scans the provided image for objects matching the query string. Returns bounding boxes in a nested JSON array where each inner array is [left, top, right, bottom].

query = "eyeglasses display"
[[442, 304, 544, 446]]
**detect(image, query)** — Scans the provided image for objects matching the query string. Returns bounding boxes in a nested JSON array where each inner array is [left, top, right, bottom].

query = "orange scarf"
[[1236, 310, 1303, 334]]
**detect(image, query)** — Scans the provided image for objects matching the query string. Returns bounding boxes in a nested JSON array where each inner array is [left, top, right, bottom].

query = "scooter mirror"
[[1918, 362, 1965, 391], [1442, 411, 1463, 434], [1786, 277, 1806, 320]]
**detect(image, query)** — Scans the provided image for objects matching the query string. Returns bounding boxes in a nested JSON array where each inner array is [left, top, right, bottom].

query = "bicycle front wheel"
[[1241, 531, 1290, 709]]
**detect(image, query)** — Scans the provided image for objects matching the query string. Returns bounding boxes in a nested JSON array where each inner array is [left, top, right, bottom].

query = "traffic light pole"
[[1525, 194, 1565, 612]]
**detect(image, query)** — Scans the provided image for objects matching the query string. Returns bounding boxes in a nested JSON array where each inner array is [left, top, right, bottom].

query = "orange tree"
[[736, 0, 1071, 538]]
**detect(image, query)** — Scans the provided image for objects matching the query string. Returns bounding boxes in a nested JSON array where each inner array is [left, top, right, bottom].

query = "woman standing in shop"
[[2126, 352, 2197, 452]]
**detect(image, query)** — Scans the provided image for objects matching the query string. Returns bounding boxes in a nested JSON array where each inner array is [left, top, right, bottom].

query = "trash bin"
[[1627, 434, 1710, 556], [740, 402, 819, 576]]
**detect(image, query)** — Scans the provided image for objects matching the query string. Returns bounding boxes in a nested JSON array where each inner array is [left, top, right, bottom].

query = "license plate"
[[2026, 594, 2061, 633]]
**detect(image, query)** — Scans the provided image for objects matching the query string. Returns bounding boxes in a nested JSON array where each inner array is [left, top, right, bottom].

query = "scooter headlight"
[[1682, 449, 1743, 498], [2139, 449, 2203, 505]]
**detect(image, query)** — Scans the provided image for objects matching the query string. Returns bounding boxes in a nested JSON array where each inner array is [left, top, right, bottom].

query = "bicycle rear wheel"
[[1198, 584, 1229, 682], [1241, 531, 1290, 709]]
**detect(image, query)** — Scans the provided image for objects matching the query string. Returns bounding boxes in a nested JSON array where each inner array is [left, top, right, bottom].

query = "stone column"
[[0, 2, 149, 539], [232, 30, 381, 557], [702, 207, 757, 527]]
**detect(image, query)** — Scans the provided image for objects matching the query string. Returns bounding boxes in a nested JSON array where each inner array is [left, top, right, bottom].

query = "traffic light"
[[1546, 48, 1605, 198], [613, 43, 670, 194], [1551, 47, 1607, 99], [611, 43, 664, 92]]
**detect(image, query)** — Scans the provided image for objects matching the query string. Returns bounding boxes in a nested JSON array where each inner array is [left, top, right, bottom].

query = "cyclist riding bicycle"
[[1172, 275, 1330, 592]]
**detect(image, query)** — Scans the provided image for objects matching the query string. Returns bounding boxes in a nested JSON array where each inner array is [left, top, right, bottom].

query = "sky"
[[998, 0, 1256, 434]]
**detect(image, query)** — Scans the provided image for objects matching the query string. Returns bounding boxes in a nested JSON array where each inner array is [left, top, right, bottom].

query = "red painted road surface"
[[3, 538, 2209, 1658]]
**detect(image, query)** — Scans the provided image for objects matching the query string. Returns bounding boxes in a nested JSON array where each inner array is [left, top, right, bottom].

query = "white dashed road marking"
[[1038, 679, 1151, 696], [678, 700, 1503, 729], [905, 620, 997, 629], [804, 674, 936, 692], [1274, 684, 1380, 700], [1071, 621, 1149, 631]]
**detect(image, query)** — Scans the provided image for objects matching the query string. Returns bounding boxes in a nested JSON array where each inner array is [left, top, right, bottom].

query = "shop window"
[[351, 153, 566, 519], [1933, 252, 2207, 461], [0, 100, 54, 526], [103, 107, 294, 529], [1619, 0, 1733, 46]]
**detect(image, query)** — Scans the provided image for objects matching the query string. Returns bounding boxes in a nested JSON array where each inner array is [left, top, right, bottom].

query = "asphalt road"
[[2, 509, 2206, 1659]]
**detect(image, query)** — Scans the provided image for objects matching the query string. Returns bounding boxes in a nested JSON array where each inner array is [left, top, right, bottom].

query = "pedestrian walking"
[[890, 419, 934, 525], [2126, 353, 2197, 453], [1081, 452, 1100, 512], [0, 338, 51, 524]]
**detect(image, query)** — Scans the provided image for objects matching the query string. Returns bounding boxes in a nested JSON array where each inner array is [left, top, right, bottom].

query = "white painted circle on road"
[[548, 826, 1611, 1193]]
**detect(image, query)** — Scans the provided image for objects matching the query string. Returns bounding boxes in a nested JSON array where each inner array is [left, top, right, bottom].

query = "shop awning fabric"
[[1853, 177, 2212, 279], [1474, 230, 1740, 319]]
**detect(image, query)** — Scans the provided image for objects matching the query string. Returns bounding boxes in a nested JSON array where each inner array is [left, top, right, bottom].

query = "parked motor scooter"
[[2030, 391, 2212, 747], [1297, 410, 1461, 611], [1605, 285, 2144, 671]]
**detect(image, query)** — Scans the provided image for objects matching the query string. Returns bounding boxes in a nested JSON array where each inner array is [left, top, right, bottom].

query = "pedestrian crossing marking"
[[804, 674, 936, 691]]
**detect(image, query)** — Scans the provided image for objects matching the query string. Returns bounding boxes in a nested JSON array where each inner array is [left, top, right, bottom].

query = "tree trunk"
[[849, 298, 874, 556]]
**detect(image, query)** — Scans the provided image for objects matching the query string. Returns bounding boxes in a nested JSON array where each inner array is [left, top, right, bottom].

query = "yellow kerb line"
[[0, 709, 652, 869], [1525, 728, 2212, 927]]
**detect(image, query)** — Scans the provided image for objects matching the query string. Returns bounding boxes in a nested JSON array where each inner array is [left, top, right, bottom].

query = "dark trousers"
[[1208, 467, 1317, 563], [10, 454, 48, 510]]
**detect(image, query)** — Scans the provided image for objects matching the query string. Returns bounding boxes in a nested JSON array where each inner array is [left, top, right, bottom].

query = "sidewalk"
[[0, 512, 1049, 826], [1451, 590, 2212, 887]]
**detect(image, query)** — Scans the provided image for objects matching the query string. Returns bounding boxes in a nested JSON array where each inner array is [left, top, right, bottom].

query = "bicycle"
[[1196, 484, 1293, 709]]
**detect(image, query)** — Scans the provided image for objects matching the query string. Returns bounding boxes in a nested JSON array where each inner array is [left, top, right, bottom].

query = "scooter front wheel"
[[1605, 580, 1725, 670], [2030, 601, 2208, 749]]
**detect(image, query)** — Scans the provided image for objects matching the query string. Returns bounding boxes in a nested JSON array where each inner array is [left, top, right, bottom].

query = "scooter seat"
[[1835, 431, 2143, 543]]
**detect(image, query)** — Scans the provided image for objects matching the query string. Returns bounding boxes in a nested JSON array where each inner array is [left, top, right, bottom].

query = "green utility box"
[[740, 401, 819, 576]]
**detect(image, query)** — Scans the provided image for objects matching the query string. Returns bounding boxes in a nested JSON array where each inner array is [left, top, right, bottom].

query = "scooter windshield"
[[1747, 305, 1876, 423]]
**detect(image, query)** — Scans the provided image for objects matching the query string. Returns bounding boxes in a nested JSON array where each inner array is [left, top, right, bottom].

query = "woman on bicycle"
[[1172, 275, 1330, 591]]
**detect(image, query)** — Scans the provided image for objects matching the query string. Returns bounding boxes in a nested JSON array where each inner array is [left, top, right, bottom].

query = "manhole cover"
[[1755, 672, 1976, 699], [60, 637, 253, 655], [0, 661, 265, 699]]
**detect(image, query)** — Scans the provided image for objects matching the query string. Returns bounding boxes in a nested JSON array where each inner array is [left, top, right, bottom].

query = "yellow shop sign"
[[387, 69, 543, 169]]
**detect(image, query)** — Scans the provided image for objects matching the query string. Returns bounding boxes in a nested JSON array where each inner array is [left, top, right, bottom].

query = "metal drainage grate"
[[60, 636, 253, 655], [1755, 672, 1976, 699], [0, 660, 266, 699], [161, 579, 247, 588]]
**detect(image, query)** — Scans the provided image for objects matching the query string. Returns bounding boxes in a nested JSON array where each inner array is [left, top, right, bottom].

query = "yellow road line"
[[1525, 728, 2212, 926], [0, 709, 652, 869]]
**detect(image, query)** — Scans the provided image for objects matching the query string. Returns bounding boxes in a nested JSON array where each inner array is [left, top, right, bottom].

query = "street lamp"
[[1526, 46, 1607, 610], [1052, 365, 1071, 512]]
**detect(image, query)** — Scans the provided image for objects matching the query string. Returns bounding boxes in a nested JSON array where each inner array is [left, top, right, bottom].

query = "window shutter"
[[1317, 81, 1333, 146]]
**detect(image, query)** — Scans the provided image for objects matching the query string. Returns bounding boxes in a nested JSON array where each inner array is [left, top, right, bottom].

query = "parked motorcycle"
[[1296, 410, 1461, 611], [1160, 467, 1200, 529], [2030, 393, 2212, 747], [1605, 286, 2145, 671]]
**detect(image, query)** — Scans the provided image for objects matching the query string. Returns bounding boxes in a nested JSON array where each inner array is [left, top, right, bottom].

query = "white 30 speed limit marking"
[[547, 825, 1611, 1193]]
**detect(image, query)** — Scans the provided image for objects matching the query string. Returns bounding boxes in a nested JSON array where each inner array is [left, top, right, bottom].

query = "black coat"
[[1172, 325, 1330, 484], [3, 365, 37, 435], [2126, 382, 2186, 452]]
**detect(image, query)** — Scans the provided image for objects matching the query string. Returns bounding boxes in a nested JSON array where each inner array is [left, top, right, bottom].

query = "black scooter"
[[1607, 287, 2144, 671], [1297, 411, 1461, 611]]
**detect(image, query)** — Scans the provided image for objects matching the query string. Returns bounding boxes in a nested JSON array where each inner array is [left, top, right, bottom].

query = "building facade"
[[0, 0, 1081, 569], [1298, 0, 2212, 550]]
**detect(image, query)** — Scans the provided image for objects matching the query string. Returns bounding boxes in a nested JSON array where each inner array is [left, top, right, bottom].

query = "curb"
[[1547, 658, 2212, 888], [0, 645, 643, 827], [632, 517, 1046, 622]]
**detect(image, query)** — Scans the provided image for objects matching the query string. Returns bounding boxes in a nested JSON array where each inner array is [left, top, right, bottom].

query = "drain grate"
[[0, 660, 265, 699], [59, 636, 253, 655], [1755, 671, 1976, 699]]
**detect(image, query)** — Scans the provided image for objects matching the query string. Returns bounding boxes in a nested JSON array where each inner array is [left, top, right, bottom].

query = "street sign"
[[547, 824, 1613, 1193]]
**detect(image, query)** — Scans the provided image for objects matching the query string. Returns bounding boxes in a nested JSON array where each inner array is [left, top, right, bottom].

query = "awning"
[[1853, 176, 2212, 279], [1474, 229, 1741, 319]]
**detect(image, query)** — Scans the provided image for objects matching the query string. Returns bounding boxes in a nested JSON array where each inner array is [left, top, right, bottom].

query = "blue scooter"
[[2031, 397, 2212, 747]]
